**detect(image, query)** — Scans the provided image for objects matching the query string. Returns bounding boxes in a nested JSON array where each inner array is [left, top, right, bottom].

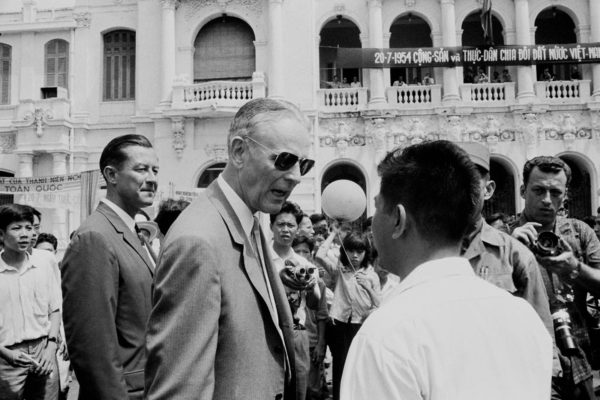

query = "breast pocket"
[[478, 253, 517, 293], [32, 289, 49, 317]]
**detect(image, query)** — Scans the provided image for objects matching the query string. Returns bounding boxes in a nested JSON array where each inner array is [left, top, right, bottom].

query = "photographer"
[[511, 156, 600, 400]]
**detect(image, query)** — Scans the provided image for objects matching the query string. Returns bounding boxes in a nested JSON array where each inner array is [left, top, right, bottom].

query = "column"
[[367, 0, 387, 106], [52, 152, 68, 175], [51, 152, 69, 251], [72, 152, 89, 173], [18, 153, 34, 177], [268, 0, 285, 99], [71, 10, 91, 118], [590, 0, 600, 99], [440, 0, 460, 103], [160, 0, 177, 106], [514, 0, 535, 102]]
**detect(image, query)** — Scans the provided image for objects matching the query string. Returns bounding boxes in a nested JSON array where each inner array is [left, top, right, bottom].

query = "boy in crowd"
[[0, 204, 61, 400]]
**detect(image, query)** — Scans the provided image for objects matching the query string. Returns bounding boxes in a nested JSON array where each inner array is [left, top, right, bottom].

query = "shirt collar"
[[389, 257, 475, 299], [217, 175, 255, 239], [101, 198, 136, 233], [0, 251, 34, 273], [480, 220, 504, 246]]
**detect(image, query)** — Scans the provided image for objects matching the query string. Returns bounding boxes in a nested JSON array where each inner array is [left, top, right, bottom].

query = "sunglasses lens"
[[300, 159, 315, 176], [274, 152, 299, 171]]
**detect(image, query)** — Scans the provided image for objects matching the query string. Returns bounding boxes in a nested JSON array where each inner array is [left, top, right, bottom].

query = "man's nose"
[[541, 191, 552, 204], [283, 163, 302, 185]]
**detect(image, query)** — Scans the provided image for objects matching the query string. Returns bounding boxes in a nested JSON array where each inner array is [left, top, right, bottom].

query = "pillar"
[[515, 0, 535, 102], [268, 0, 285, 99], [160, 0, 177, 106], [367, 0, 387, 106], [440, 0, 460, 103], [18, 153, 34, 177], [72, 153, 89, 173], [590, 0, 600, 99]]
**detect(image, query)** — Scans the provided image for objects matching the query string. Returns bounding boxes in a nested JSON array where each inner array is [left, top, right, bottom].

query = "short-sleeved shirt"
[[330, 264, 381, 324], [0, 251, 61, 347]]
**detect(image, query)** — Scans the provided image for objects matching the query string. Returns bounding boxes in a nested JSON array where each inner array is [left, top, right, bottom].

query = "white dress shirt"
[[341, 257, 553, 400]]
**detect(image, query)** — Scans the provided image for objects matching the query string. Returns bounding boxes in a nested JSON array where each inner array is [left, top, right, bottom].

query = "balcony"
[[171, 72, 266, 113], [459, 82, 516, 106], [535, 80, 591, 104], [386, 84, 442, 109], [317, 88, 368, 112]]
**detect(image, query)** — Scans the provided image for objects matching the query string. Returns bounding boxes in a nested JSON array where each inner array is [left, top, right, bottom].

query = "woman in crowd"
[[315, 229, 381, 400]]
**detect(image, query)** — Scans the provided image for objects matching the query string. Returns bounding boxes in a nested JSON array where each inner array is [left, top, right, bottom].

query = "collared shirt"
[[340, 257, 553, 400], [329, 264, 380, 324], [0, 252, 61, 347]]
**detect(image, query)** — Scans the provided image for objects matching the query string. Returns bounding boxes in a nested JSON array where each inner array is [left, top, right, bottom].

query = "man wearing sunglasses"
[[146, 98, 314, 400]]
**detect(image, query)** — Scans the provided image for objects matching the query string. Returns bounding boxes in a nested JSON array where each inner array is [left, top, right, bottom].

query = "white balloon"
[[321, 180, 366, 222]]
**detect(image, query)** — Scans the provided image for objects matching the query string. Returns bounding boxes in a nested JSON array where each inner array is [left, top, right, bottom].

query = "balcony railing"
[[460, 82, 516, 105], [386, 84, 441, 108], [317, 88, 368, 112], [535, 80, 591, 103], [171, 72, 266, 110]]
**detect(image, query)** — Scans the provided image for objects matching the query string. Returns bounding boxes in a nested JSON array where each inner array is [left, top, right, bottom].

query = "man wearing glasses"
[[145, 98, 314, 400]]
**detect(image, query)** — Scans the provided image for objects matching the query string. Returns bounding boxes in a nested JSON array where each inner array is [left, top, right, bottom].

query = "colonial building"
[[0, 0, 599, 246]]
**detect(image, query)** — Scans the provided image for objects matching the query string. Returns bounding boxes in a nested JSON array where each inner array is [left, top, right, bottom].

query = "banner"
[[336, 43, 600, 68]]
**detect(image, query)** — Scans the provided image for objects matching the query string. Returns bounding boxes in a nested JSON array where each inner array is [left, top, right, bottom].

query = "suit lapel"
[[206, 183, 279, 325], [97, 202, 155, 276]]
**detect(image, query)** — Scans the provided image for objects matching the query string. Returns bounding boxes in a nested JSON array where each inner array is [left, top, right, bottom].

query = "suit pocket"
[[123, 369, 144, 392]]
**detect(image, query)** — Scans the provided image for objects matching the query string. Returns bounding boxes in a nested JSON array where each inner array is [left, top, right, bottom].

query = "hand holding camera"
[[280, 258, 317, 291]]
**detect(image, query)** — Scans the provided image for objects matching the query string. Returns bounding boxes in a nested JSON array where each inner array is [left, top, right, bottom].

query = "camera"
[[284, 259, 315, 283], [552, 309, 577, 352], [530, 231, 561, 257]]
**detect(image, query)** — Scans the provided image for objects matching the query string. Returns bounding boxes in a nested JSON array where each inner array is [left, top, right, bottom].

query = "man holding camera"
[[511, 156, 600, 400]]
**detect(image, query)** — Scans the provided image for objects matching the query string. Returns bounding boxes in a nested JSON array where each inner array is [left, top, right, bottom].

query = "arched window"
[[0, 44, 11, 105], [45, 39, 69, 89], [319, 17, 362, 88], [535, 8, 577, 81], [103, 30, 135, 100], [197, 162, 226, 188], [483, 158, 516, 218], [321, 163, 367, 229], [389, 14, 433, 86], [559, 155, 591, 219], [461, 12, 505, 83], [194, 17, 255, 82]]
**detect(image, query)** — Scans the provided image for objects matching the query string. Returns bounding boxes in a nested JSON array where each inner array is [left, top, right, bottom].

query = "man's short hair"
[[99, 134, 153, 180], [339, 231, 373, 269], [22, 205, 41, 222], [227, 98, 310, 149], [36, 232, 58, 251], [292, 235, 315, 253], [154, 198, 191, 236], [269, 201, 304, 226], [377, 140, 480, 244], [310, 213, 326, 225], [523, 156, 572, 187], [0, 204, 34, 231]]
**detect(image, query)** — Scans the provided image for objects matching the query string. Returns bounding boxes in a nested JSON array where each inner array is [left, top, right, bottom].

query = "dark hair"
[[36, 232, 58, 251], [377, 140, 480, 244], [99, 134, 153, 180], [270, 201, 303, 225], [523, 156, 571, 188], [154, 198, 190, 236], [292, 235, 315, 253], [22, 205, 41, 223], [310, 213, 327, 225], [313, 225, 328, 237], [0, 204, 34, 231], [339, 231, 373, 269], [485, 212, 506, 225]]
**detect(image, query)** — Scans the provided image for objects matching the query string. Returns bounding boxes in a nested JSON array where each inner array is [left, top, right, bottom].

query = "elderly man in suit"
[[145, 98, 314, 400], [61, 134, 158, 400]]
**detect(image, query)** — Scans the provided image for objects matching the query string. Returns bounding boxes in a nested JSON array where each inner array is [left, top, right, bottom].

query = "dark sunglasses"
[[243, 136, 315, 176]]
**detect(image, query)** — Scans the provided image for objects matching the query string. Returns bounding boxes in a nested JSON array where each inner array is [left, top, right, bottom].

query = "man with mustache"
[[62, 134, 159, 399], [146, 98, 313, 399]]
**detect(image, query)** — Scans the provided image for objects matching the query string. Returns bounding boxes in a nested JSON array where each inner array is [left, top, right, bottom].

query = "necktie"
[[135, 224, 157, 266], [252, 215, 278, 323]]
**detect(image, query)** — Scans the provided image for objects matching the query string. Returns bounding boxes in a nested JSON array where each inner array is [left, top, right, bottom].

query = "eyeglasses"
[[243, 136, 315, 176]]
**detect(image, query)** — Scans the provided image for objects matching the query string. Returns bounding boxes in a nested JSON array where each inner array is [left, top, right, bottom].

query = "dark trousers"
[[551, 376, 595, 400], [325, 319, 361, 400]]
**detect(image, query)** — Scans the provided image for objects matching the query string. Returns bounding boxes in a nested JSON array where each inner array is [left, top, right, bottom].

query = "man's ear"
[[484, 180, 496, 201], [103, 166, 118, 185], [520, 184, 525, 199], [392, 204, 407, 239], [229, 136, 246, 168]]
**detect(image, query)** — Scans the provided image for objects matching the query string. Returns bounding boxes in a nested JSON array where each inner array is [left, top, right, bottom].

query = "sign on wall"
[[336, 43, 600, 68]]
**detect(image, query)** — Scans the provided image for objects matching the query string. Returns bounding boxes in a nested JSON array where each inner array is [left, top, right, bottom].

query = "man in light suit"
[[145, 98, 314, 400], [61, 134, 159, 399]]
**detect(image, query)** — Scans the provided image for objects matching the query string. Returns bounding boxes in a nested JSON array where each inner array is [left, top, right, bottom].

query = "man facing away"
[[341, 140, 553, 400], [61, 134, 159, 399], [145, 98, 314, 400]]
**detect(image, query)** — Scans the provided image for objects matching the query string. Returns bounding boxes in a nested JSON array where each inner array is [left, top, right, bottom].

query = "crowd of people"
[[1, 97, 600, 400]]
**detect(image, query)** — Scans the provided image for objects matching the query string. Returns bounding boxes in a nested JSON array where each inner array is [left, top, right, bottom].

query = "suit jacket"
[[61, 202, 154, 400], [145, 181, 296, 400]]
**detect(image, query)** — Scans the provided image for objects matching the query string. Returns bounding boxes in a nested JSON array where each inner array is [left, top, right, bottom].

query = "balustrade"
[[317, 88, 368, 112], [459, 82, 516, 104], [534, 80, 591, 103], [386, 85, 441, 108]]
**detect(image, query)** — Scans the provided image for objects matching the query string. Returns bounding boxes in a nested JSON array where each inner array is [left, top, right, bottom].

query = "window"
[[45, 39, 69, 89], [0, 44, 11, 105], [103, 30, 135, 100], [197, 163, 226, 188], [194, 17, 255, 82]]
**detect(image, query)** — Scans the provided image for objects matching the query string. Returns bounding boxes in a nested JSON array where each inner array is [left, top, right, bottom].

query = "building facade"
[[0, 0, 599, 246]]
